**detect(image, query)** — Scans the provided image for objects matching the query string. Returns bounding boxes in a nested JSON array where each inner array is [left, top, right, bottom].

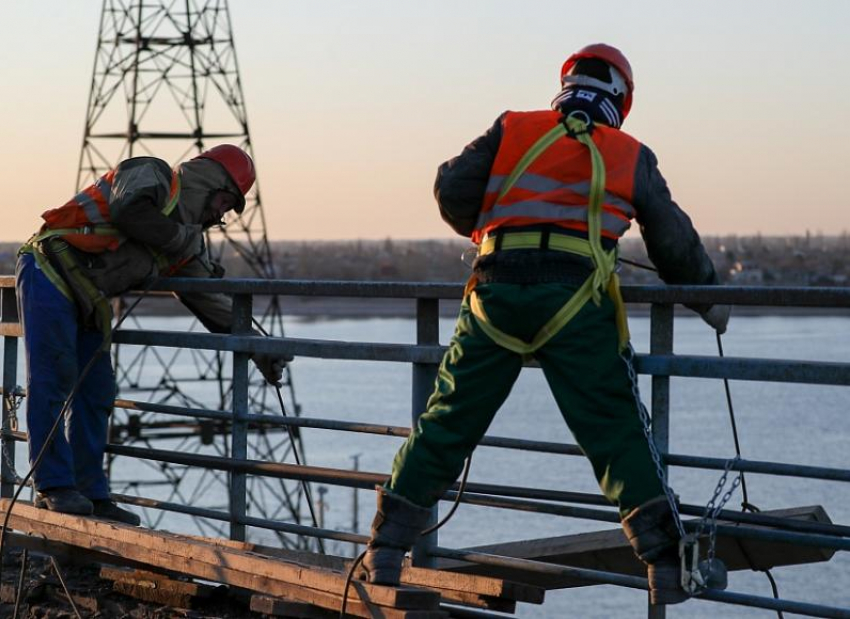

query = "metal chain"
[[695, 457, 742, 563], [622, 345, 744, 565], [620, 345, 686, 539], [1, 388, 24, 484]]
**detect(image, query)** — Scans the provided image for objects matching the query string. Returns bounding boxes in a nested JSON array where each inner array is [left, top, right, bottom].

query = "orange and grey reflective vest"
[[466, 112, 635, 354], [471, 110, 640, 245], [37, 168, 181, 253], [19, 166, 181, 346]]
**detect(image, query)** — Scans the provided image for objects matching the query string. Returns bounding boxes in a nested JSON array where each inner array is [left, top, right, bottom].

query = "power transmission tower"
[[77, 0, 309, 548]]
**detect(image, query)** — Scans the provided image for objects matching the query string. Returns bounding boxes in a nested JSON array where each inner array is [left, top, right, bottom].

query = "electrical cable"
[[0, 275, 160, 589], [169, 254, 327, 553], [12, 548, 27, 619], [618, 256, 659, 272], [339, 456, 473, 618], [250, 317, 326, 556], [49, 556, 84, 619], [715, 333, 783, 618], [619, 256, 785, 612]]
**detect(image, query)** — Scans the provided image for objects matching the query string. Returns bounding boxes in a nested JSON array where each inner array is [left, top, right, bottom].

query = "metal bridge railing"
[[1, 275, 849, 618]]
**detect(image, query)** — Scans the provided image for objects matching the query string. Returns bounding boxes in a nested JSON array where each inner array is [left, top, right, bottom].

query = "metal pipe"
[[429, 547, 850, 618], [229, 294, 251, 541], [134, 279, 850, 308], [637, 354, 850, 386], [112, 402, 850, 487], [106, 443, 850, 551], [1, 285, 19, 499], [667, 453, 850, 483], [412, 297, 440, 567], [112, 493, 368, 546], [112, 329, 850, 386]]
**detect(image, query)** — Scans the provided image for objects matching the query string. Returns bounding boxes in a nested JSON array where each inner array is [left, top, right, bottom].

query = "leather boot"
[[93, 499, 142, 526], [361, 487, 431, 585], [648, 550, 689, 605], [34, 488, 94, 516], [622, 496, 688, 606]]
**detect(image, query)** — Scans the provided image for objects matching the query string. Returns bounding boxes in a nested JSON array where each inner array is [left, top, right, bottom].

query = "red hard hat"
[[193, 144, 256, 195], [561, 44, 634, 119]]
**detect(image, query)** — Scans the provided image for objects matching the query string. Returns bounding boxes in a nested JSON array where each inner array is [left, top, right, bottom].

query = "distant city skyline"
[[1, 0, 848, 242]]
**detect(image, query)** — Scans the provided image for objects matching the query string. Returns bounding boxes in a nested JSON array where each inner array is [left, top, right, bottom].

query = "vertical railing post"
[[648, 302, 674, 619], [229, 293, 252, 541], [411, 297, 439, 567], [1, 285, 20, 499]]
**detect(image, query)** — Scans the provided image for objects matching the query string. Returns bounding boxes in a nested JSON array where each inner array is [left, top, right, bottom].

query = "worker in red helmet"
[[360, 45, 730, 606], [15, 144, 288, 526]]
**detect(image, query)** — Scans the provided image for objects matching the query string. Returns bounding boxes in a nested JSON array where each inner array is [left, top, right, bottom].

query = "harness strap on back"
[[17, 240, 75, 303], [468, 115, 630, 354]]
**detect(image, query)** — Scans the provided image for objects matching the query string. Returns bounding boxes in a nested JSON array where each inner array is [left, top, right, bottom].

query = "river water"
[[11, 313, 850, 617]]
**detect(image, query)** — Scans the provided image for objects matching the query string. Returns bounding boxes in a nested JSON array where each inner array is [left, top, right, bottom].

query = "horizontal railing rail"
[[1, 276, 848, 618]]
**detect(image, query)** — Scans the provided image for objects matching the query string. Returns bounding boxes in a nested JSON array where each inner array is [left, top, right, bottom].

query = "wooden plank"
[[0, 324, 22, 338], [100, 566, 217, 608], [186, 535, 542, 604], [251, 595, 339, 618], [440, 505, 837, 589], [111, 580, 197, 609], [0, 501, 439, 618], [0, 500, 437, 610], [4, 531, 181, 577]]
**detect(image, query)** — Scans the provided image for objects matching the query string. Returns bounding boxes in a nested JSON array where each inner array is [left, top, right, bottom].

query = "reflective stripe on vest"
[[38, 169, 181, 254], [18, 167, 183, 340], [471, 110, 640, 245]]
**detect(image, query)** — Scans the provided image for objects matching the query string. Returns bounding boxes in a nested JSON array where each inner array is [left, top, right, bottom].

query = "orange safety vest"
[[39, 168, 181, 253], [472, 110, 641, 245]]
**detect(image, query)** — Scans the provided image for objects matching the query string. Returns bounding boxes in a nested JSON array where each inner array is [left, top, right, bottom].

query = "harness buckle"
[[679, 534, 729, 594], [679, 534, 704, 594], [562, 110, 594, 137]]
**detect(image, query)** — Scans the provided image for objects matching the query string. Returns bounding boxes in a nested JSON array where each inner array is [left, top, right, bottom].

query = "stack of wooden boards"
[[0, 499, 544, 618]]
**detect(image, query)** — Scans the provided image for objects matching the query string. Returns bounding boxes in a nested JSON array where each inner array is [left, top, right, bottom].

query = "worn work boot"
[[92, 499, 142, 526], [34, 488, 94, 516], [622, 496, 688, 606], [648, 551, 689, 605], [360, 487, 431, 585]]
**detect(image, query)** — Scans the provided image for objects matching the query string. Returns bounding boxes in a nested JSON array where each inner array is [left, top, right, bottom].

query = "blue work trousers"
[[15, 253, 113, 499]]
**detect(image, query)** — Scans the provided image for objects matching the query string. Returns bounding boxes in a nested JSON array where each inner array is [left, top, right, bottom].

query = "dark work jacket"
[[435, 112, 719, 289], [56, 157, 237, 333]]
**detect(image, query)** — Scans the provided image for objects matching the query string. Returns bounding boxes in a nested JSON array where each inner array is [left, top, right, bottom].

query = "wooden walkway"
[[0, 499, 544, 618]]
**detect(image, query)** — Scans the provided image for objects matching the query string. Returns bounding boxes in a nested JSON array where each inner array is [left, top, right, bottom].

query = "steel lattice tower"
[[77, 0, 309, 548]]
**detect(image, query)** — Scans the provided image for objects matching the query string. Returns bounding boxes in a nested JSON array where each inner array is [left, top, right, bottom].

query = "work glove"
[[251, 353, 291, 387], [699, 304, 731, 334]]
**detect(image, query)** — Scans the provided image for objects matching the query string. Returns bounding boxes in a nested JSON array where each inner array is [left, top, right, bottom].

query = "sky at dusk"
[[1, 1, 848, 242]]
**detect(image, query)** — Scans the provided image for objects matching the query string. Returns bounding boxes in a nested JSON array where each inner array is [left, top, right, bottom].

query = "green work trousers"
[[388, 282, 664, 517]]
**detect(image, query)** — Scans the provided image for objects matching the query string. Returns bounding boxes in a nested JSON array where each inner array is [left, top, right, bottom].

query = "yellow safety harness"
[[467, 114, 630, 355], [18, 176, 182, 348]]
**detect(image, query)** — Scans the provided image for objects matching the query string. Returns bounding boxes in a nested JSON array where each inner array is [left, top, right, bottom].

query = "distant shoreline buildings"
[[2, 234, 848, 287]]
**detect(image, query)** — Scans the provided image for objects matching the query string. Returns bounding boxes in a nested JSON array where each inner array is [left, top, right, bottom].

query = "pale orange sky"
[[1, 1, 848, 242]]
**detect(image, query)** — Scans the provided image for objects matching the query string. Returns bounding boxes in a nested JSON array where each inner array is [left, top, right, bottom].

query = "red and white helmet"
[[560, 44, 634, 119], [193, 144, 256, 195]]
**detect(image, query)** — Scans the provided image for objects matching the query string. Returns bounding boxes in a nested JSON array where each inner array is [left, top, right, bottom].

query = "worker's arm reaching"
[[632, 146, 731, 333], [171, 256, 290, 386]]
